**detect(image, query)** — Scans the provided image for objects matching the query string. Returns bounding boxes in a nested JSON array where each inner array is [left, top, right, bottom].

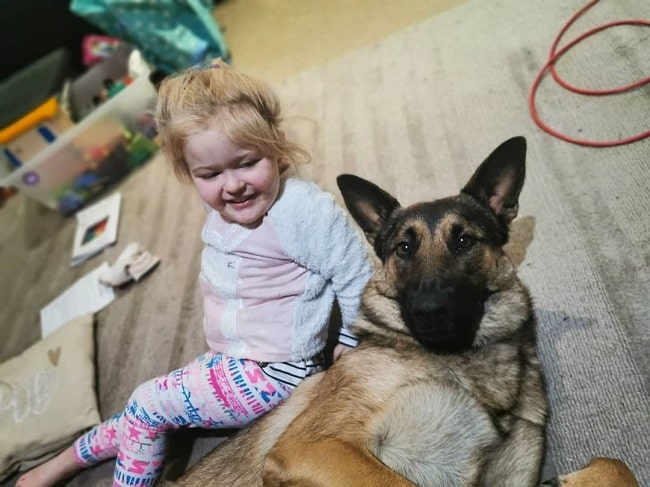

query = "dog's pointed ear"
[[461, 136, 526, 224], [337, 174, 400, 245]]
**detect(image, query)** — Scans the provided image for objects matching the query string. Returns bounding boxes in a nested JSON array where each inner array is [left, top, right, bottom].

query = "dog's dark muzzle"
[[401, 277, 486, 353]]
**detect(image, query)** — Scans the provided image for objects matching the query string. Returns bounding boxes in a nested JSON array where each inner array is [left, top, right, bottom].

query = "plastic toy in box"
[[0, 76, 159, 214], [2, 103, 75, 168], [54, 128, 158, 214]]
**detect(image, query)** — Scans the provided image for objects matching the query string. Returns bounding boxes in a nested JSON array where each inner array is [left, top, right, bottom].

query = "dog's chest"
[[443, 344, 525, 412]]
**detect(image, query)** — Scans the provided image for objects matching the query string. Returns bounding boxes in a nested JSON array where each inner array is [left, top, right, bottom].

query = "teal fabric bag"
[[70, 0, 228, 73]]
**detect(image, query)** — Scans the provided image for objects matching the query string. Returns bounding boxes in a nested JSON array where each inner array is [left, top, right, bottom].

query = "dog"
[[165, 136, 548, 486]]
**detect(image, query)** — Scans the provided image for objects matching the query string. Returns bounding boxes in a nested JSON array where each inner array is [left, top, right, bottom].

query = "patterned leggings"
[[72, 351, 298, 486]]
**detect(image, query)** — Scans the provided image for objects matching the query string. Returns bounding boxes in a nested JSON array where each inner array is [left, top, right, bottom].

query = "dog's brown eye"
[[456, 234, 475, 251], [396, 242, 412, 258]]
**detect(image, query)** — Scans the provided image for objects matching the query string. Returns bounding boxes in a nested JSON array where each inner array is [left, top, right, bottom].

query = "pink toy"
[[82, 35, 121, 66]]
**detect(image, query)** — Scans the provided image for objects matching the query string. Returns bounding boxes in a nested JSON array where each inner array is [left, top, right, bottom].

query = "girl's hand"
[[332, 344, 353, 362]]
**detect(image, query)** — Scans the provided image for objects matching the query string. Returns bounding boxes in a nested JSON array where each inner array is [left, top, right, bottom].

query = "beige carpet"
[[213, 0, 469, 82], [1, 0, 648, 484]]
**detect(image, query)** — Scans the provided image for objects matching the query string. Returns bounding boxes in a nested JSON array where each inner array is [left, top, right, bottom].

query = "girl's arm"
[[271, 179, 374, 342]]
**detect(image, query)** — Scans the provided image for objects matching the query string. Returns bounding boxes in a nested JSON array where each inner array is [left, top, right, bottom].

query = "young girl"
[[17, 59, 373, 487]]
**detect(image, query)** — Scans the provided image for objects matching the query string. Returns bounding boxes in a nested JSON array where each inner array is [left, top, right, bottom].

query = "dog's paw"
[[543, 457, 638, 487]]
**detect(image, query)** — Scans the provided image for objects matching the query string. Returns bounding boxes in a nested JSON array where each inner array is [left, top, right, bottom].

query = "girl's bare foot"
[[15, 447, 81, 487]]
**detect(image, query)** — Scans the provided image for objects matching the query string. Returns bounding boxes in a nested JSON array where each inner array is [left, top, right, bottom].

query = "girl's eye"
[[240, 159, 260, 168], [456, 234, 475, 252], [199, 172, 220, 180], [396, 241, 412, 259]]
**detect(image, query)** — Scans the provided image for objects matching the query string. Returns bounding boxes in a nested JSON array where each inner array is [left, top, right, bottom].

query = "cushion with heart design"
[[0, 313, 100, 481]]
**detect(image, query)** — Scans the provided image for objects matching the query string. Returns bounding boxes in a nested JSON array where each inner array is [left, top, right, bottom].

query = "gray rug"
[[0, 0, 647, 484]]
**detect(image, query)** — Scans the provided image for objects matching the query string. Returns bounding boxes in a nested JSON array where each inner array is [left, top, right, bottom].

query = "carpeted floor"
[[0, 0, 648, 485], [212, 0, 469, 82]]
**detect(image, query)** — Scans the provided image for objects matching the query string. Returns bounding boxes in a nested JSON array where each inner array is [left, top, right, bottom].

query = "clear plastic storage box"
[[0, 75, 158, 214]]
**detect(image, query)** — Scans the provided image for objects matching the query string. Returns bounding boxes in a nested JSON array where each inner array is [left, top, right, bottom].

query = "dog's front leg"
[[263, 438, 417, 487], [481, 358, 547, 487], [480, 418, 545, 487]]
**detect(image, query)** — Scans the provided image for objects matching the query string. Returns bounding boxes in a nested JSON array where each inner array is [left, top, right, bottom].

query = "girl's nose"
[[223, 170, 244, 194]]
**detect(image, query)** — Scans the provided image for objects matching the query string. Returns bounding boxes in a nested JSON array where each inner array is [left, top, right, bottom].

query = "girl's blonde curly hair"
[[154, 59, 309, 181]]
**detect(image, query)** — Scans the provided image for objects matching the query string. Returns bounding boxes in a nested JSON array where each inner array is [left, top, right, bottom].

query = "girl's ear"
[[276, 130, 292, 174], [278, 158, 291, 174]]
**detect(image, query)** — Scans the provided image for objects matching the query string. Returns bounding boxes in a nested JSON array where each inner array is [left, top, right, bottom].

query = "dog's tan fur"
[[543, 458, 640, 487], [166, 137, 549, 486]]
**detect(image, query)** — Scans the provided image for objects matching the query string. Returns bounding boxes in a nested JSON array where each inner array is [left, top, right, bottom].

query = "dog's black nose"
[[417, 277, 454, 307], [405, 277, 456, 330], [401, 277, 486, 353], [410, 296, 452, 328]]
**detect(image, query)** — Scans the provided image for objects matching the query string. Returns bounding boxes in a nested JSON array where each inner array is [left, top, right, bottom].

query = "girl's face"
[[183, 125, 281, 227]]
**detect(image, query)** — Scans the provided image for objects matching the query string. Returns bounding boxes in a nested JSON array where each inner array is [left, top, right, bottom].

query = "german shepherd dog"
[[166, 136, 548, 486]]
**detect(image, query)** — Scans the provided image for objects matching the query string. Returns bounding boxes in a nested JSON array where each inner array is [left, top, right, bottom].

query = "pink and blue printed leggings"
[[72, 351, 296, 486]]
